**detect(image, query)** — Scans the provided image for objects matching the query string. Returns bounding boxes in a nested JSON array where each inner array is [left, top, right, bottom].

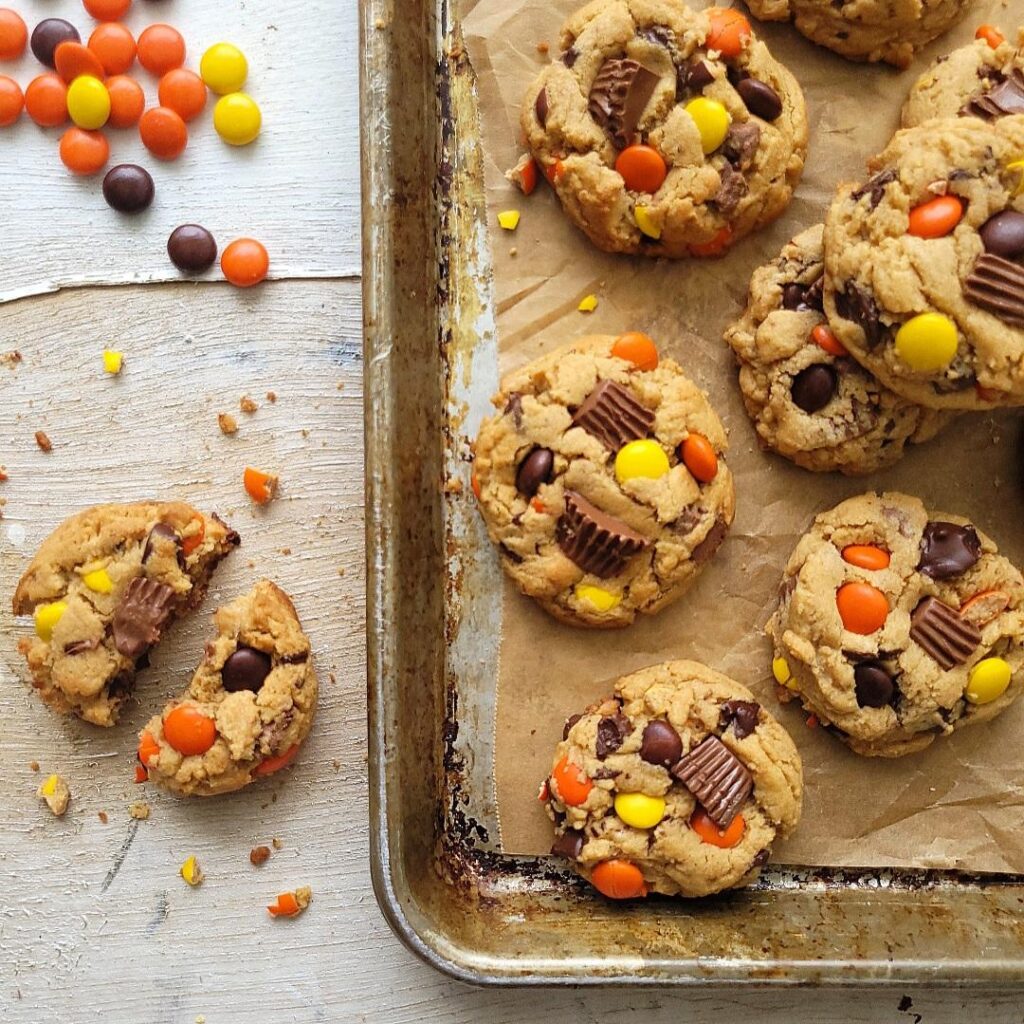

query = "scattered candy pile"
[[0, 1, 269, 286]]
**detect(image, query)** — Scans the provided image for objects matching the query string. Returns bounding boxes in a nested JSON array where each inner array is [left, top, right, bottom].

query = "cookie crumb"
[[336, 382, 344, 391], [266, 391, 277, 403], [250, 845, 271, 866], [280, 547, 291, 555], [34, 431, 52, 453], [536, 40, 549, 54], [129, 800, 150, 820], [196, 1016, 206, 1024], [240, 395, 258, 414], [0, 466, 7, 481], [2, 350, 22, 369], [271, 837, 283, 850], [29, 760, 39, 772], [98, 810, 108, 824], [37, 773, 70, 816], [218, 413, 238, 435]]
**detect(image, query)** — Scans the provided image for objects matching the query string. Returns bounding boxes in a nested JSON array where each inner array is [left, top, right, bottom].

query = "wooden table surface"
[[0, 1, 1020, 1021]]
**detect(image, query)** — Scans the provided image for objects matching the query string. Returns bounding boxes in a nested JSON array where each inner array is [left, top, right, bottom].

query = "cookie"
[[138, 580, 318, 797], [823, 115, 1024, 410], [472, 333, 735, 628], [724, 224, 950, 474], [12, 502, 239, 727], [902, 28, 1023, 128], [520, 1, 807, 257], [747, 0, 969, 68], [768, 492, 1024, 757], [542, 660, 803, 899]]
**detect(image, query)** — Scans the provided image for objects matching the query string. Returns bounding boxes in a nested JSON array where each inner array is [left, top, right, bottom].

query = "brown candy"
[[961, 70, 1024, 119], [918, 521, 981, 580], [556, 491, 650, 577], [964, 254, 1024, 325], [790, 364, 837, 413], [853, 660, 895, 708], [714, 162, 747, 215], [736, 78, 782, 121], [851, 169, 896, 210], [596, 712, 633, 759], [721, 122, 760, 170], [979, 211, 1024, 259], [909, 596, 981, 670], [588, 58, 660, 149], [535, 87, 549, 127], [835, 281, 884, 347], [516, 448, 554, 498], [142, 522, 185, 569], [111, 577, 176, 659], [672, 735, 753, 829], [691, 517, 728, 564], [562, 713, 582, 741], [719, 699, 760, 739], [639, 719, 683, 766], [571, 379, 654, 451]]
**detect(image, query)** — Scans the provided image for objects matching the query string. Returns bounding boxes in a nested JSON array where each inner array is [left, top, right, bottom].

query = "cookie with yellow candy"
[[542, 660, 803, 899], [471, 334, 735, 628], [823, 115, 1024, 410], [13, 503, 240, 726]]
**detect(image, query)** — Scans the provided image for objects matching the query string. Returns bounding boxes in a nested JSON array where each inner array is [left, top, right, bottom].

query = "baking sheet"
[[462, 0, 1024, 872]]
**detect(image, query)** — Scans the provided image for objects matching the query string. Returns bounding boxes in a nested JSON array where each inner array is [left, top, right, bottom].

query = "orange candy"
[[244, 466, 278, 504], [88, 23, 136, 75], [0, 8, 27, 60], [471, 472, 481, 499], [690, 225, 733, 257], [84, 0, 133, 18], [681, 433, 718, 482], [0, 74, 23, 127], [59, 126, 109, 174], [836, 581, 889, 635], [180, 514, 205, 556], [520, 156, 538, 196], [163, 704, 217, 756], [137, 23, 185, 75], [976, 24, 1005, 48], [611, 331, 658, 371], [137, 730, 160, 765], [841, 544, 890, 571], [590, 859, 648, 900], [54, 41, 106, 83], [253, 744, 300, 777], [551, 755, 593, 806], [139, 104, 187, 159], [907, 195, 963, 239], [615, 143, 667, 192], [25, 73, 68, 127], [134, 764, 149, 783], [106, 74, 144, 127], [811, 323, 848, 356], [267, 892, 301, 917], [159, 67, 207, 121], [222, 238, 270, 287], [706, 8, 751, 58], [691, 807, 745, 848], [544, 158, 565, 185]]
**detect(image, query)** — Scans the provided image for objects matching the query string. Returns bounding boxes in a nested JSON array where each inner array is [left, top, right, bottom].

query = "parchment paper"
[[462, 0, 1024, 871]]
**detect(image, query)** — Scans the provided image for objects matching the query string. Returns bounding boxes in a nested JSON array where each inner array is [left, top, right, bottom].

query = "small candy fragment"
[[811, 323, 847, 356], [0, 74, 23, 127], [267, 886, 312, 918], [243, 466, 278, 504], [614, 792, 666, 829], [200, 42, 248, 95], [82, 567, 113, 593], [574, 583, 621, 612], [894, 313, 958, 371], [615, 439, 670, 482], [690, 806, 744, 848], [38, 773, 70, 816], [551, 754, 593, 806], [507, 154, 538, 196], [611, 331, 658, 370], [163, 704, 217, 756], [253, 744, 300, 777], [966, 657, 1012, 704], [1007, 159, 1024, 197], [134, 765, 148, 783], [836, 581, 889, 635], [907, 195, 962, 239], [771, 656, 792, 685], [615, 143, 667, 192], [137, 23, 185, 75], [578, 294, 598, 312], [222, 238, 269, 287], [25, 73, 68, 127], [497, 210, 520, 231], [976, 24, 1005, 48], [841, 544, 890, 571], [633, 204, 661, 239], [685, 96, 730, 153], [67, 75, 110, 130], [34, 600, 67, 641], [0, 8, 27, 60], [103, 349, 123, 374], [180, 855, 204, 887], [680, 433, 718, 482], [106, 74, 144, 128], [590, 859, 647, 899], [213, 91, 261, 145], [689, 225, 732, 257], [137, 730, 160, 766], [60, 126, 110, 175], [705, 7, 751, 58], [180, 515, 205, 556], [88, 22, 137, 76]]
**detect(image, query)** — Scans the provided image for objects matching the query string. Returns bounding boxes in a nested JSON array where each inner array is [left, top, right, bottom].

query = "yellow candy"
[[180, 855, 204, 886], [200, 42, 249, 95], [634, 204, 661, 239], [82, 568, 113, 594], [614, 792, 666, 830], [103, 350, 123, 374], [685, 97, 731, 155], [772, 656, 791, 685], [1007, 159, 1024, 197], [34, 601, 67, 642], [578, 294, 598, 312], [497, 210, 520, 231], [965, 657, 1012, 704], [894, 313, 959, 371], [213, 92, 262, 146], [575, 583, 621, 612], [615, 439, 670, 483], [67, 75, 110, 130], [40, 774, 59, 797]]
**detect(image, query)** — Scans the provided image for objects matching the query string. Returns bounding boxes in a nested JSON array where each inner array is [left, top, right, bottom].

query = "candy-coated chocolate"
[[24, 73, 67, 127], [960, 589, 1011, 627], [633, 204, 660, 238], [680, 433, 718, 482], [0, 8, 26, 60], [31, 18, 80, 67], [966, 657, 1012, 704], [158, 68, 207, 122], [213, 91, 261, 145], [67, 75, 110, 130], [106, 75, 144, 127], [690, 806, 745, 847], [137, 23, 185, 75], [736, 78, 781, 121], [82, 568, 113, 593], [907, 195, 962, 239], [771, 656, 791, 685], [705, 7, 751, 58], [221, 646, 272, 693], [614, 143, 666, 192], [790, 363, 837, 413], [0, 74, 22, 126], [811, 323, 847, 356], [551, 754, 593, 806], [54, 41, 106, 84], [614, 792, 666, 829], [516, 447, 553, 497], [163, 704, 217, 756], [836, 581, 889, 635], [167, 224, 217, 272], [611, 331, 659, 371], [221, 237, 269, 287], [590, 859, 647, 899], [88, 22, 136, 76], [139, 105, 187, 160], [615, 438, 670, 482], [976, 24, 1005, 48], [853, 660, 895, 708], [102, 163, 154, 213], [574, 583, 621, 612], [59, 126, 109, 175], [842, 544, 890, 570], [34, 600, 67, 641], [200, 42, 248, 94], [684, 96, 730, 154], [979, 210, 1024, 259], [894, 313, 958, 371]]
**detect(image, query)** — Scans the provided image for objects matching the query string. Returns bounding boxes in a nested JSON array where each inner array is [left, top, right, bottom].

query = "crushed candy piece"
[[82, 567, 113, 594], [34, 600, 68, 641], [497, 209, 520, 231], [634, 204, 660, 239], [103, 349, 123, 374], [244, 466, 278, 505], [578, 294, 598, 313], [250, 845, 271, 866], [180, 855, 204, 886], [38, 773, 70, 816], [268, 885, 312, 918]]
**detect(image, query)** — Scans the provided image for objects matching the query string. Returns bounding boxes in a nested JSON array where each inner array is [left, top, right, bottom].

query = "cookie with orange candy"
[[519, 0, 807, 257], [768, 492, 1024, 757], [471, 333, 735, 628], [12, 502, 239, 727], [543, 660, 803, 899], [138, 580, 317, 796]]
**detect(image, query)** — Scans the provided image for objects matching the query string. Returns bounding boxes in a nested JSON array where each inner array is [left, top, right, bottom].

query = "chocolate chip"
[[720, 699, 760, 739], [588, 58, 660, 149], [504, 391, 523, 427], [562, 46, 578, 68], [721, 122, 760, 170], [31, 18, 80, 67], [222, 646, 273, 693], [683, 59, 714, 92], [851, 168, 896, 209], [534, 87, 549, 128], [551, 830, 585, 860], [790, 364, 837, 413], [782, 283, 808, 310], [713, 161, 747, 215], [64, 638, 101, 655], [142, 523, 185, 569], [640, 24, 675, 49], [596, 713, 633, 759], [515, 448, 554, 498], [736, 78, 782, 121], [964, 253, 1024, 325], [571, 379, 653, 450], [111, 577, 176, 659], [639, 719, 682, 766], [672, 735, 753, 829], [961, 69, 1024, 118], [562, 713, 582, 741], [910, 596, 981, 670], [726, 65, 750, 87], [691, 517, 728, 564], [979, 211, 1024, 259], [752, 848, 770, 867], [853, 660, 895, 708], [918, 521, 982, 579], [167, 224, 218, 273], [102, 165, 155, 214], [836, 282, 883, 347]]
